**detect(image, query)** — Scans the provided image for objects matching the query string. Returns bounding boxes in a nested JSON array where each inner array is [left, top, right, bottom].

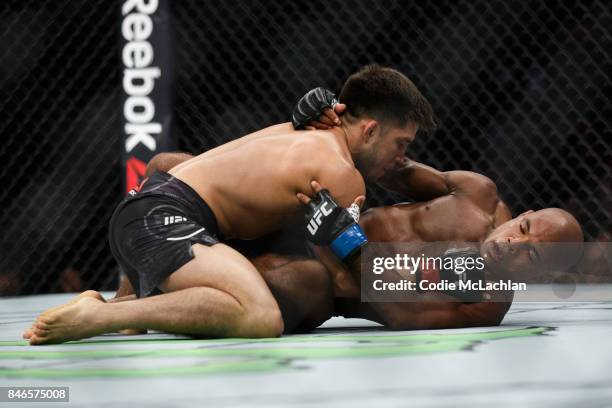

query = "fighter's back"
[[169, 130, 365, 239]]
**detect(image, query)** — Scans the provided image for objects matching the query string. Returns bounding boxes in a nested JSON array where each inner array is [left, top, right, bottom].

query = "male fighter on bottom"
[[23, 65, 436, 344], [287, 88, 584, 329], [308, 163, 583, 329], [208, 157, 585, 331]]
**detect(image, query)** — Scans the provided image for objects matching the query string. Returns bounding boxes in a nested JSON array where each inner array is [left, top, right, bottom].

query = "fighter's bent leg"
[[28, 243, 283, 344], [158, 243, 284, 337]]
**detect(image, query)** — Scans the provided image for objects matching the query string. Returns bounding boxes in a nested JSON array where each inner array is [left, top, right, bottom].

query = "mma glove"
[[291, 87, 338, 129], [303, 189, 368, 260], [416, 247, 486, 302]]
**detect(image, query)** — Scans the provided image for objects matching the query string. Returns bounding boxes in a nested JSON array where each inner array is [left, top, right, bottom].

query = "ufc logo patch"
[[307, 203, 332, 235]]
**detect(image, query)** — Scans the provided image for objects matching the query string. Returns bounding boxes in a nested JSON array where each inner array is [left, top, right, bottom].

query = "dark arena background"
[[0, 0, 610, 295]]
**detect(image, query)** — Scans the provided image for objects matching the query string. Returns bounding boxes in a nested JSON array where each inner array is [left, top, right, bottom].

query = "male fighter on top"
[[24, 65, 436, 344]]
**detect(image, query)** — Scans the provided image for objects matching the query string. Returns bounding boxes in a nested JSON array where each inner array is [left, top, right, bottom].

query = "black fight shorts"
[[109, 172, 221, 298]]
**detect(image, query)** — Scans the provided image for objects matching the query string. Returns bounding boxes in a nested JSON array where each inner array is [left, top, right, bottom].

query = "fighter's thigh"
[[159, 243, 277, 307]]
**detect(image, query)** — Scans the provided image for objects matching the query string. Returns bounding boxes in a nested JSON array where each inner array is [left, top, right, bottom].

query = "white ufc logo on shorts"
[[164, 216, 187, 225], [307, 203, 332, 235]]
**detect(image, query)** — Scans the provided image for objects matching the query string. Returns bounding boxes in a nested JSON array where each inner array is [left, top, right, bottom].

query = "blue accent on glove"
[[330, 224, 368, 260]]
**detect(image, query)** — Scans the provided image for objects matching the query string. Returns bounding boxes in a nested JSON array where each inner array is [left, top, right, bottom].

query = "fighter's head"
[[481, 208, 584, 278], [339, 65, 435, 182]]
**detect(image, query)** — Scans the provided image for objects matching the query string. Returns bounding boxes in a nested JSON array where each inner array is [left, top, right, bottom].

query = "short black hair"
[[339, 65, 436, 132]]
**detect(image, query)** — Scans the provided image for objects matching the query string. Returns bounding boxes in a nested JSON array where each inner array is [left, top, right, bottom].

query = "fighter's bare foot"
[[28, 294, 108, 345], [23, 291, 105, 340]]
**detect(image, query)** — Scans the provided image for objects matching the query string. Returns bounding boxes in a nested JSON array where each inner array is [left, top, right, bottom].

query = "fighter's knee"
[[239, 303, 284, 338], [259, 305, 284, 337]]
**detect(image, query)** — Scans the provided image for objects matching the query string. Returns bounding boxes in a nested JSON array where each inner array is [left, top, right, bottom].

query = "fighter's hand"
[[296, 180, 368, 259], [305, 104, 346, 130], [296, 180, 323, 206], [291, 87, 342, 130], [296, 180, 364, 209]]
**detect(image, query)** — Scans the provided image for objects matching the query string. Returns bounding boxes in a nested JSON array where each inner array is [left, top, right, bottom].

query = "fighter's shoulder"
[[287, 131, 365, 203], [447, 171, 498, 195], [319, 158, 364, 187], [447, 170, 500, 212], [287, 131, 355, 169], [287, 130, 340, 153], [311, 134, 363, 185]]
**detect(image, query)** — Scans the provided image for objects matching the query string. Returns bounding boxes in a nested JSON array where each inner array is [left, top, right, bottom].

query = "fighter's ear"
[[362, 120, 378, 144], [518, 209, 535, 217]]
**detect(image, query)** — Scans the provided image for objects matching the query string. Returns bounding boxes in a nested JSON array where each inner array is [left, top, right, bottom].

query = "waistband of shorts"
[[138, 171, 221, 237]]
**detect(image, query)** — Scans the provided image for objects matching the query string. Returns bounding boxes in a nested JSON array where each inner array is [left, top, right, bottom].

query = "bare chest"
[[363, 199, 494, 243]]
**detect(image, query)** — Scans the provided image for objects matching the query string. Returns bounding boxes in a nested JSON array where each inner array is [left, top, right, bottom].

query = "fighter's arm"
[[338, 253, 512, 329], [378, 159, 452, 201], [312, 164, 366, 208], [380, 159, 506, 214], [384, 296, 513, 330], [328, 243, 513, 329], [408, 302, 511, 329], [335, 297, 512, 329], [291, 137, 366, 209]]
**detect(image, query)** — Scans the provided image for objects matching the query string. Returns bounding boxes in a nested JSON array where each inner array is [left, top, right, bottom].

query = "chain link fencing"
[[1, 0, 610, 295], [0, 1, 121, 295]]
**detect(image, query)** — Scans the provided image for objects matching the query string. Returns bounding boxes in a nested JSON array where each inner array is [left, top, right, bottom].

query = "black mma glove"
[[416, 247, 486, 302], [303, 189, 367, 260], [291, 87, 338, 130]]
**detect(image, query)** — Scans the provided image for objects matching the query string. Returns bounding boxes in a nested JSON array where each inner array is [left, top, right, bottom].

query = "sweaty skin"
[[23, 66, 433, 344], [142, 152, 516, 330], [22, 117, 416, 344], [109, 146, 582, 332], [326, 158, 583, 330], [168, 125, 365, 239], [320, 160, 515, 329], [23, 121, 579, 341]]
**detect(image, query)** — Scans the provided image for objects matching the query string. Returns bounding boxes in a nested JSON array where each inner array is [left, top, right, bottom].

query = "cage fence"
[[0, 0, 609, 295]]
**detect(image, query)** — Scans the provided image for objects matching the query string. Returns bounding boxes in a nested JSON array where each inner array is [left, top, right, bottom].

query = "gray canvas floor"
[[1, 291, 611, 407]]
